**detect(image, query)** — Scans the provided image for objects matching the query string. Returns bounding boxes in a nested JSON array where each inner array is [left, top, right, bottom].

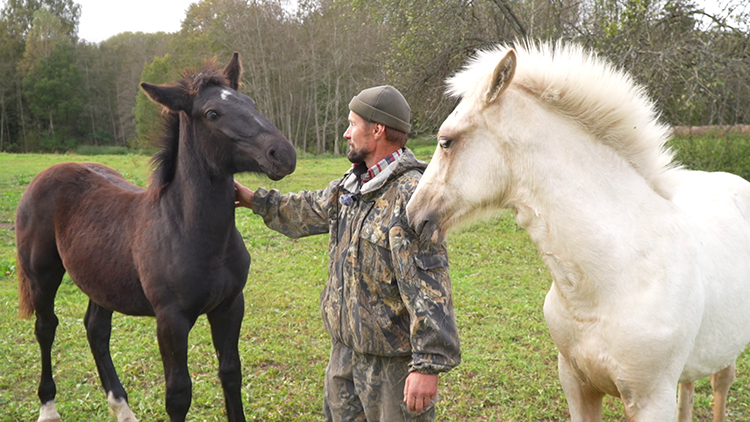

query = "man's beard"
[[347, 146, 367, 164]]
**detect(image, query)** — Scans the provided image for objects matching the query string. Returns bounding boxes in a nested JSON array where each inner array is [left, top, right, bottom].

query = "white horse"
[[406, 41, 750, 421]]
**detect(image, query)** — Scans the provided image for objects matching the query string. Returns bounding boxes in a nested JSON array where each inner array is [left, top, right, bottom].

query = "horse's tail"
[[17, 255, 34, 319]]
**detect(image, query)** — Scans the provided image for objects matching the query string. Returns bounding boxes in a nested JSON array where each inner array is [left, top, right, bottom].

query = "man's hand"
[[403, 372, 438, 413], [234, 180, 255, 208]]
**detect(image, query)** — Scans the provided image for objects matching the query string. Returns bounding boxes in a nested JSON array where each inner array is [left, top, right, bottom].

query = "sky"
[[67, 1, 738, 44], [0, 0, 741, 44], [75, 0, 196, 43]]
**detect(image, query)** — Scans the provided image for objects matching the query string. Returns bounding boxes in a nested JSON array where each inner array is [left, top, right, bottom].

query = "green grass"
[[668, 135, 750, 181], [1, 148, 749, 421]]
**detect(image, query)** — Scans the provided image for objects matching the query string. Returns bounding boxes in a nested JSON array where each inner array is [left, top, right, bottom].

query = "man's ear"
[[372, 123, 386, 139]]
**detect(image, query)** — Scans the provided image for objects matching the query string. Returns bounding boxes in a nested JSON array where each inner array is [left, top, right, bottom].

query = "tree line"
[[0, 0, 748, 154]]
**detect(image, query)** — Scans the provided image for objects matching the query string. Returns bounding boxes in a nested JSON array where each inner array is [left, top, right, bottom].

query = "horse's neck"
[[512, 132, 675, 302], [160, 122, 236, 237]]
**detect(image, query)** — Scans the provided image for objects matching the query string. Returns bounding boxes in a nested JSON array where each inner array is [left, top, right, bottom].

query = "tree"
[[133, 53, 179, 149], [0, 0, 747, 153], [575, 0, 750, 126], [0, 0, 80, 151], [22, 42, 85, 151], [0, 19, 22, 151], [0, 0, 79, 40], [101, 32, 173, 145], [19, 6, 72, 72]]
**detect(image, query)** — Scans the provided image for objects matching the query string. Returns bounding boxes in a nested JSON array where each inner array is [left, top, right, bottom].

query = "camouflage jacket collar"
[[342, 148, 427, 196]]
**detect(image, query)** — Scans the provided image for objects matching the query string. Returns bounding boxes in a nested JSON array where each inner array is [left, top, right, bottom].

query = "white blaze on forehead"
[[221, 89, 233, 101]]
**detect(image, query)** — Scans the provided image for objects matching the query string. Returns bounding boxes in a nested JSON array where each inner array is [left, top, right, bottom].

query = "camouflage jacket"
[[251, 148, 461, 374]]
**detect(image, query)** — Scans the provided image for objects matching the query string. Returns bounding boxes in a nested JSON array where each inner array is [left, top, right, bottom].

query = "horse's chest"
[[136, 237, 250, 314]]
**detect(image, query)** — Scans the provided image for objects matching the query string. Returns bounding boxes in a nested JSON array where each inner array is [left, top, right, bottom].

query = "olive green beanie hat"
[[349, 85, 411, 133]]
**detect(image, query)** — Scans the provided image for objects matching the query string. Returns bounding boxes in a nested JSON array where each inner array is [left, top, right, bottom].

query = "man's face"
[[344, 111, 376, 164]]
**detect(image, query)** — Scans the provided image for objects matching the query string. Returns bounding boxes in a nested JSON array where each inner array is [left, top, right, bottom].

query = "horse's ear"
[[141, 82, 191, 113], [486, 49, 517, 104], [224, 52, 242, 91]]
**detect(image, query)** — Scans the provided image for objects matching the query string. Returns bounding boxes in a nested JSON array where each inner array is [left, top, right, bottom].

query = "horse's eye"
[[438, 137, 453, 149], [206, 110, 219, 121]]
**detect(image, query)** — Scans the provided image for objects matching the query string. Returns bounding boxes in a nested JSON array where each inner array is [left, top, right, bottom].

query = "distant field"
[[1, 149, 749, 421]]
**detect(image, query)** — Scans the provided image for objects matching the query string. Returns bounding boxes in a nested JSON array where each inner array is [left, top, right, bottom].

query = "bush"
[[668, 135, 750, 181], [39, 134, 79, 152], [74, 145, 132, 155]]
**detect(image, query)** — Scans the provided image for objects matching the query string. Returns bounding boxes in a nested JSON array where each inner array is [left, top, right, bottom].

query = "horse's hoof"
[[108, 392, 139, 422], [38, 401, 61, 422]]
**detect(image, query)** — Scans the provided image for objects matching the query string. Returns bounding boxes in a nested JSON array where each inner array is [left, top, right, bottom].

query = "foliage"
[[22, 42, 85, 151], [578, 0, 750, 127], [0, 0, 749, 153], [17, 5, 71, 74], [348, 0, 488, 134], [133, 53, 178, 149], [100, 32, 173, 146], [2, 151, 750, 421], [0, 0, 79, 40]]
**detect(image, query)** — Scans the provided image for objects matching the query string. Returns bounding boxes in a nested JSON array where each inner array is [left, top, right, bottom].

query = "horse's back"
[[81, 162, 145, 192], [16, 162, 153, 315], [16, 162, 143, 233], [670, 170, 750, 381], [671, 170, 750, 222]]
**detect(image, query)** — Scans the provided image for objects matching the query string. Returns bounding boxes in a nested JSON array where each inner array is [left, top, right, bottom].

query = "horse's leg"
[[676, 381, 694, 422], [557, 353, 604, 422], [207, 294, 246, 422], [618, 381, 677, 421], [28, 266, 65, 422], [17, 201, 68, 421], [83, 300, 138, 422], [155, 310, 195, 422], [710, 362, 736, 422]]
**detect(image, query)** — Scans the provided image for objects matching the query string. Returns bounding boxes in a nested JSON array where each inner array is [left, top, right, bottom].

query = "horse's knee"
[[218, 359, 241, 375], [218, 362, 242, 390]]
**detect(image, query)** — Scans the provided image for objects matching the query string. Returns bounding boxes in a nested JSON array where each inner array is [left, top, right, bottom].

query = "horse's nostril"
[[268, 148, 279, 162], [414, 219, 429, 236]]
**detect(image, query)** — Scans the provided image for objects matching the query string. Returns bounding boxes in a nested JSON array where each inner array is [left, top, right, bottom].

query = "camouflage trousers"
[[323, 340, 436, 422]]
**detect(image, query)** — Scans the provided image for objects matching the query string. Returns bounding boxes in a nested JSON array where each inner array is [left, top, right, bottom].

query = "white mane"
[[447, 40, 682, 199]]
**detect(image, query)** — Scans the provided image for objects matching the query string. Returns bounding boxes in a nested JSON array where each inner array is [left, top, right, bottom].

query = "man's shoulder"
[[383, 170, 422, 201]]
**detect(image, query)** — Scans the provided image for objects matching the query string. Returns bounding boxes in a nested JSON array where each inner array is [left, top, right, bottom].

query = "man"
[[234, 85, 460, 421]]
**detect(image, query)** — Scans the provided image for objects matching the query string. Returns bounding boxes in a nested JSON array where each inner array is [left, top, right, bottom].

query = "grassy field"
[[1, 147, 749, 421]]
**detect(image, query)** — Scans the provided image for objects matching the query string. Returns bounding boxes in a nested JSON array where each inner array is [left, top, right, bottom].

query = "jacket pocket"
[[414, 253, 448, 271]]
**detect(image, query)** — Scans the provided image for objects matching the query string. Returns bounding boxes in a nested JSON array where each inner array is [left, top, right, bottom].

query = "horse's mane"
[[447, 40, 682, 199], [148, 59, 230, 199]]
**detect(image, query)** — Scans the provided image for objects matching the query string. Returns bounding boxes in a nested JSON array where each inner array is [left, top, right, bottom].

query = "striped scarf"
[[361, 148, 404, 183]]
